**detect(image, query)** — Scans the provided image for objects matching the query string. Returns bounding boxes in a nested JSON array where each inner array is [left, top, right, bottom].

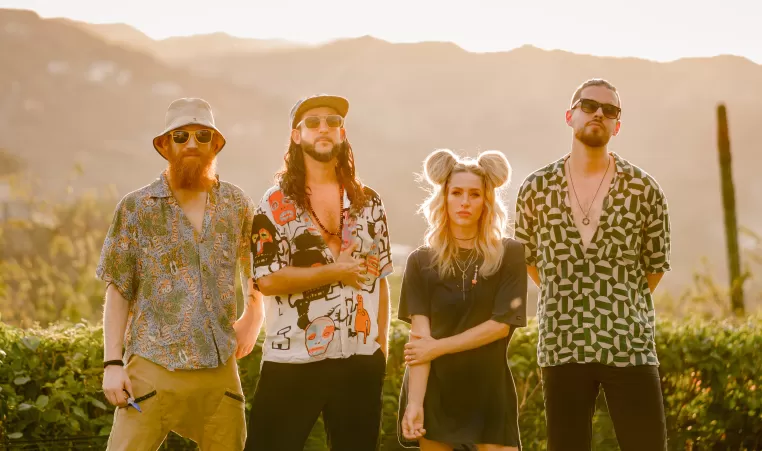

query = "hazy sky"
[[3, 0, 760, 63]]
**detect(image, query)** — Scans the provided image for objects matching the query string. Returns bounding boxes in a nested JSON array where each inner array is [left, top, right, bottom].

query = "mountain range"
[[2, 8, 761, 299]]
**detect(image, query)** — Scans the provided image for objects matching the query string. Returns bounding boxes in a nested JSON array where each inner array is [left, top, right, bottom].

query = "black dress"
[[397, 238, 527, 450]]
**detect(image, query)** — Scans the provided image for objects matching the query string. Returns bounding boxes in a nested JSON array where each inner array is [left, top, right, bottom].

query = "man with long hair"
[[515, 79, 671, 450], [245, 94, 394, 451], [98, 98, 264, 450]]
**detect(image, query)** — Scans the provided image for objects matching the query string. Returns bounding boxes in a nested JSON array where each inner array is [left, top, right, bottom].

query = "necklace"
[[308, 186, 344, 237], [454, 248, 479, 301], [567, 156, 611, 226]]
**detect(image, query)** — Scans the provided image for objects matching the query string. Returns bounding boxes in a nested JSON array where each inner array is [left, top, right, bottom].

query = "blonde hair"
[[419, 149, 512, 279]]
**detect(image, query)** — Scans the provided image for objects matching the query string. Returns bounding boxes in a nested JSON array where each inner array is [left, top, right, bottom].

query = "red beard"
[[167, 151, 217, 191]]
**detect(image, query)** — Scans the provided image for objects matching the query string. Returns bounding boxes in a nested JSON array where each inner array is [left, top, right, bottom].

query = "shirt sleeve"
[[490, 240, 528, 328], [251, 189, 292, 284], [641, 184, 671, 274], [514, 179, 538, 266], [96, 195, 139, 302], [371, 195, 394, 279], [238, 192, 256, 288], [397, 250, 428, 324]]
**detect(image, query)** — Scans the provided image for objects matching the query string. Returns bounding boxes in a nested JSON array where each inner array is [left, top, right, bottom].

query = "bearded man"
[[97, 98, 263, 451], [515, 79, 671, 451]]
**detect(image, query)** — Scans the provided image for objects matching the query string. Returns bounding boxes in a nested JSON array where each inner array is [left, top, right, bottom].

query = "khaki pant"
[[106, 355, 246, 451]]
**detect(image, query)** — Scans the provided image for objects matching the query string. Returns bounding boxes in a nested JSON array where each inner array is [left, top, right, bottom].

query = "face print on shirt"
[[251, 214, 278, 266], [305, 315, 336, 357], [269, 190, 297, 226]]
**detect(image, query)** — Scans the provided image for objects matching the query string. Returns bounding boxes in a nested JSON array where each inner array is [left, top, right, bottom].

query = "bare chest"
[[565, 168, 616, 248], [308, 190, 343, 256]]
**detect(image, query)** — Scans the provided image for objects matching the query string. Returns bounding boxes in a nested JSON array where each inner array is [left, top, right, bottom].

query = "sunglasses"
[[297, 115, 344, 130], [572, 99, 622, 120], [170, 129, 214, 144]]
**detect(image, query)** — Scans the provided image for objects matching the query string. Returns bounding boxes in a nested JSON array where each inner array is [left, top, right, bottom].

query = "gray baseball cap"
[[289, 94, 349, 129]]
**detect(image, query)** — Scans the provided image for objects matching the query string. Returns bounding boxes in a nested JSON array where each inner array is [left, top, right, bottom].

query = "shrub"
[[2, 317, 761, 450]]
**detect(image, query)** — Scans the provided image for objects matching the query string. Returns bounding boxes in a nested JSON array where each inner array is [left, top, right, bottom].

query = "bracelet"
[[103, 360, 124, 369]]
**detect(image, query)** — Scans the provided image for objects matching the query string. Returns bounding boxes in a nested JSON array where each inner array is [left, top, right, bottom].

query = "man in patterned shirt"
[[245, 94, 393, 451], [97, 98, 263, 450], [514, 79, 671, 450]]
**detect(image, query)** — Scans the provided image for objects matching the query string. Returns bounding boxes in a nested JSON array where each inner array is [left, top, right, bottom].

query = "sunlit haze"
[[4, 0, 761, 63]]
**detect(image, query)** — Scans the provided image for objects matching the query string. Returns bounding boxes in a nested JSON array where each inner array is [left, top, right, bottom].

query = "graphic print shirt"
[[251, 184, 394, 363]]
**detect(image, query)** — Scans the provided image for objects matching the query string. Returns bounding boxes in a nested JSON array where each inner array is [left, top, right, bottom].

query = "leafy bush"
[[2, 317, 761, 450], [0, 178, 117, 328]]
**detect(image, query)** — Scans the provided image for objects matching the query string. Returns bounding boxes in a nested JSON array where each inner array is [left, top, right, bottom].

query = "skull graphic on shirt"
[[269, 190, 297, 226], [305, 316, 335, 357]]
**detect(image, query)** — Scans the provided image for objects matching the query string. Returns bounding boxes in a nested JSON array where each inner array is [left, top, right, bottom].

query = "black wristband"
[[103, 360, 124, 369]]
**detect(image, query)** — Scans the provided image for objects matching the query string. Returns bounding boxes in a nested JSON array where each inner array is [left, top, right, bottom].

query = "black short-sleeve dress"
[[397, 238, 528, 450]]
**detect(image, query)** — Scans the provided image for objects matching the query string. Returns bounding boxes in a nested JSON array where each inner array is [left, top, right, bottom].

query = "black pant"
[[245, 350, 386, 451], [541, 363, 667, 451]]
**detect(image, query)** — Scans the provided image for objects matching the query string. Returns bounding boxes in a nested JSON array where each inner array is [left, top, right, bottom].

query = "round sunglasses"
[[170, 129, 214, 144], [572, 99, 622, 120]]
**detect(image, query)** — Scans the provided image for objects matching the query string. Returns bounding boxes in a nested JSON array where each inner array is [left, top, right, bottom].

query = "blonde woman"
[[397, 149, 527, 451]]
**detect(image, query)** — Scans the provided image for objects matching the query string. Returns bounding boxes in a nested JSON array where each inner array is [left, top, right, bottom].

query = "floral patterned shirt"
[[97, 173, 254, 370]]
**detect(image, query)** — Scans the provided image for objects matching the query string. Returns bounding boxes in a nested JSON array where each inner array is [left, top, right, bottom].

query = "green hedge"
[[1, 318, 761, 450]]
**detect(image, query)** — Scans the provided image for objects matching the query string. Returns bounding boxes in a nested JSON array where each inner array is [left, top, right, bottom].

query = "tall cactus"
[[716, 104, 744, 315]]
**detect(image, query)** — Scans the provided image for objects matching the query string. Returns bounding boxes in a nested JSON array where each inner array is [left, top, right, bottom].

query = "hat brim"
[[291, 95, 349, 129], [152, 117, 226, 160]]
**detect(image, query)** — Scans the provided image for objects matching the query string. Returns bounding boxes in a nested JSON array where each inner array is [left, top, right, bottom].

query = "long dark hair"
[[275, 138, 366, 215]]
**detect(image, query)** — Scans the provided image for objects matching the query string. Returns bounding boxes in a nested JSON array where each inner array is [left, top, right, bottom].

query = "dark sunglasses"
[[170, 129, 214, 144], [297, 115, 344, 129], [572, 98, 622, 120]]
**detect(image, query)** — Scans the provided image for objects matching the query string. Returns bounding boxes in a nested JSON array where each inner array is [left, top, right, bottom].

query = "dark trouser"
[[541, 363, 667, 451], [245, 350, 386, 451]]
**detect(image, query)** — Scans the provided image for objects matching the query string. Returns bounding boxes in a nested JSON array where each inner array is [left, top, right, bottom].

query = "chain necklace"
[[308, 185, 344, 237], [567, 156, 611, 226], [454, 248, 479, 301]]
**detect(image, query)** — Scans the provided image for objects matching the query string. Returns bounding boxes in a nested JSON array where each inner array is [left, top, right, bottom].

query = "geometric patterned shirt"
[[514, 152, 671, 367], [96, 172, 254, 370]]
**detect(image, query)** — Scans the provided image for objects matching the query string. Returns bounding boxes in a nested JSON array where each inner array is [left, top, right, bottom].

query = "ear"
[[212, 134, 224, 153], [291, 128, 301, 145], [340, 127, 346, 142], [157, 135, 170, 151], [613, 120, 621, 136], [565, 110, 573, 126]]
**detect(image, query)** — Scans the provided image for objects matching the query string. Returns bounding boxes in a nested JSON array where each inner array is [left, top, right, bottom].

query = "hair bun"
[[476, 150, 511, 187], [423, 149, 458, 187]]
